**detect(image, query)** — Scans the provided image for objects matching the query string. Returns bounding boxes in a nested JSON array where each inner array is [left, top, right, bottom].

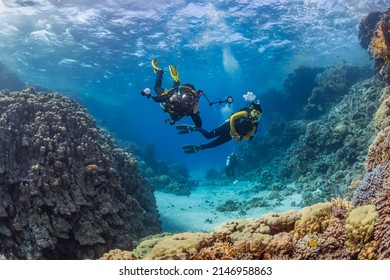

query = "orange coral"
[[371, 20, 390, 63]]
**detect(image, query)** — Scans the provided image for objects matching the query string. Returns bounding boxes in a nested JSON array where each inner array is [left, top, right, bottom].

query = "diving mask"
[[250, 109, 261, 122]]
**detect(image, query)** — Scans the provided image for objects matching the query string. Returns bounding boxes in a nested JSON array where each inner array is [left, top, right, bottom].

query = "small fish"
[[308, 240, 318, 247]]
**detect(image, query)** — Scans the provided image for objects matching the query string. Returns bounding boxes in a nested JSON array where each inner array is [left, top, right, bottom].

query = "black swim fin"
[[176, 124, 197, 134], [182, 145, 202, 154]]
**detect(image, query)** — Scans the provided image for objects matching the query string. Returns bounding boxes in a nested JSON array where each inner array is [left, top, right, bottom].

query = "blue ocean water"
[[0, 0, 387, 171]]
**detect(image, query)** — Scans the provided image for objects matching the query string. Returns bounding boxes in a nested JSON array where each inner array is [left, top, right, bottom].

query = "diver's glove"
[[230, 131, 242, 141], [176, 124, 198, 134], [141, 88, 151, 98], [182, 144, 203, 154]]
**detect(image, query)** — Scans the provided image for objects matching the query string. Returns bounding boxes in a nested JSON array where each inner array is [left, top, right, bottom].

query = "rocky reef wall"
[[0, 88, 161, 259]]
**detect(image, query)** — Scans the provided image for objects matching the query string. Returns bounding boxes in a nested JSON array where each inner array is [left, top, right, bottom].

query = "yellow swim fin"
[[168, 65, 180, 83], [151, 59, 162, 73]]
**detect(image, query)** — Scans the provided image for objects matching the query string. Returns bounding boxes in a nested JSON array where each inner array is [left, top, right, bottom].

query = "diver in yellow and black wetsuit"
[[141, 59, 202, 128], [176, 102, 262, 154]]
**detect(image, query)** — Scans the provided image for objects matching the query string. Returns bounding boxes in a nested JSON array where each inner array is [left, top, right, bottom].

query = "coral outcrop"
[[0, 88, 161, 259], [359, 9, 390, 83], [106, 199, 379, 260]]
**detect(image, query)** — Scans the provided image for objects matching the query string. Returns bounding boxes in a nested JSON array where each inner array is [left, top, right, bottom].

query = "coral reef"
[[110, 199, 379, 260], [304, 64, 372, 118], [241, 77, 382, 206], [373, 178, 390, 259], [0, 88, 161, 259], [124, 143, 196, 196], [345, 205, 378, 251], [359, 9, 390, 83], [358, 11, 383, 50], [374, 86, 390, 131], [366, 126, 390, 171]]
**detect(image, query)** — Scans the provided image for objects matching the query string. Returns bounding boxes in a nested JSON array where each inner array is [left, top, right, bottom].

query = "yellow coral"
[[358, 241, 377, 260], [345, 205, 378, 250], [132, 234, 170, 260], [140, 232, 211, 260], [294, 202, 332, 239], [99, 249, 137, 260]]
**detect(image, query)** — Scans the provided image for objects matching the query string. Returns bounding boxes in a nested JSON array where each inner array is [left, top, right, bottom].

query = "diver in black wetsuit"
[[176, 102, 262, 154], [141, 59, 202, 128], [225, 152, 239, 177]]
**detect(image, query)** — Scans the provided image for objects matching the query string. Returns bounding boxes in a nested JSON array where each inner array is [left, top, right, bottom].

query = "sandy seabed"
[[155, 175, 303, 232]]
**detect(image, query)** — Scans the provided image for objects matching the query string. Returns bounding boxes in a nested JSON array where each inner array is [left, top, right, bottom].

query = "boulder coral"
[[345, 205, 378, 251], [0, 88, 161, 259]]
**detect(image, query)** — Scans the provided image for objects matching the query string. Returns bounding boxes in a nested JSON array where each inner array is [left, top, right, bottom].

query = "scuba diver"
[[225, 152, 239, 178], [176, 101, 262, 154], [141, 59, 202, 128]]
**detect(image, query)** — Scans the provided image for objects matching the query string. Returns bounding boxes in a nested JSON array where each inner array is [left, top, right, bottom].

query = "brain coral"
[[0, 88, 161, 259]]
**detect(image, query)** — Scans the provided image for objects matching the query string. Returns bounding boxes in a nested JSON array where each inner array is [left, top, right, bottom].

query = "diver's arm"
[[191, 112, 202, 128], [229, 111, 248, 137]]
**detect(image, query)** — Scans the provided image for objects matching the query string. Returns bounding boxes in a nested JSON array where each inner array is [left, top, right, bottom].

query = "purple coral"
[[352, 164, 389, 206]]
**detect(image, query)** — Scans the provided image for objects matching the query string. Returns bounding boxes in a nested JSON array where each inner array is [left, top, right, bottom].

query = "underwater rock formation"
[[0, 88, 161, 259], [359, 9, 390, 83]]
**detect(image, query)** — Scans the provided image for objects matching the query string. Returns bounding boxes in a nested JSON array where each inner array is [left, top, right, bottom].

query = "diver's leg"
[[200, 133, 232, 150], [197, 120, 229, 139], [154, 70, 165, 95]]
